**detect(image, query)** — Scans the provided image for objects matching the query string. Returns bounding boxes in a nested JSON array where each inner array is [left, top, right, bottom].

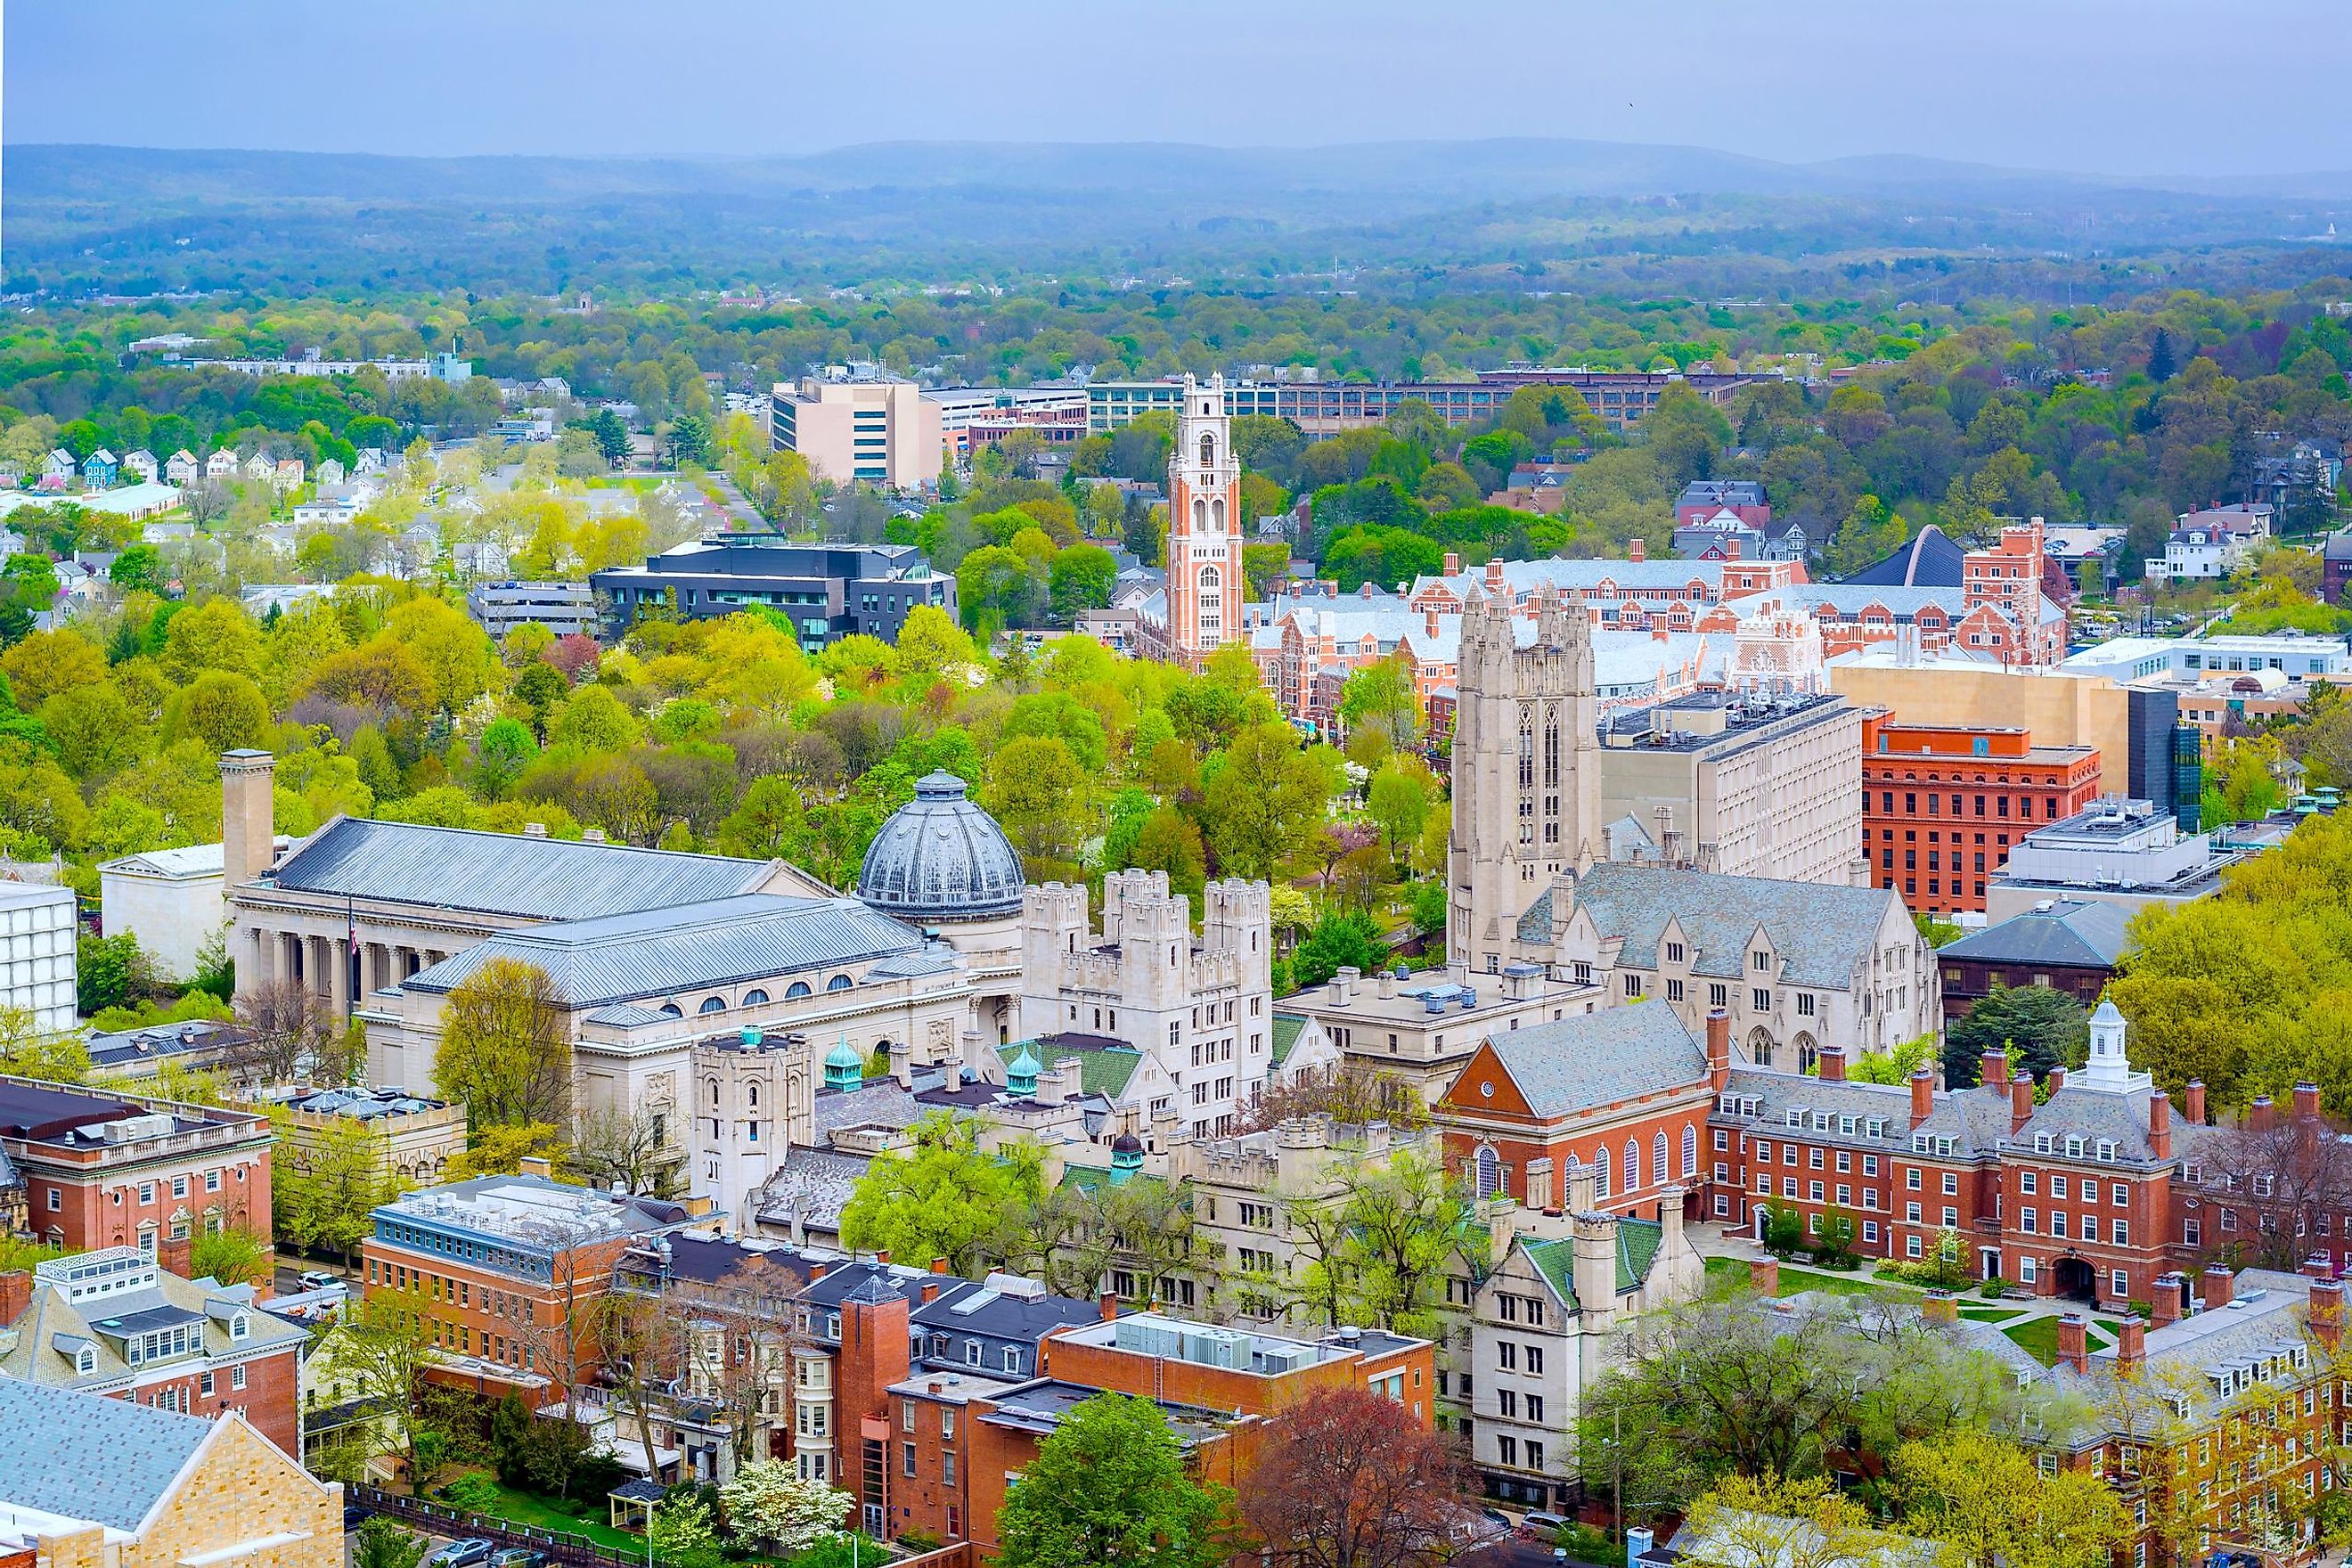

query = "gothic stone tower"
[[1449, 589, 1600, 978], [1164, 373, 1246, 667]]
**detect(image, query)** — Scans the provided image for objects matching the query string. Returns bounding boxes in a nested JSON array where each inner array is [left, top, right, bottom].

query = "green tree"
[[985, 733, 1092, 880], [77, 931, 153, 1016], [169, 670, 271, 753], [190, 1226, 271, 1286], [1891, 1429, 2129, 1568], [435, 959, 572, 1129], [1047, 543, 1116, 624], [994, 1392, 1229, 1568], [837, 1111, 1042, 1276], [1200, 723, 1328, 881], [717, 1462, 853, 1556], [351, 1518, 429, 1568], [1943, 986, 2089, 1089], [1291, 909, 1388, 990], [1336, 656, 1421, 754]]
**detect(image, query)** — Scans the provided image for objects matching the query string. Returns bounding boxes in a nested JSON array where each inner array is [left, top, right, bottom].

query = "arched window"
[[1200, 433, 1214, 468], [1474, 1146, 1500, 1199], [747, 1082, 758, 1108], [1654, 1131, 1669, 1191], [786, 981, 813, 999], [743, 989, 769, 1006], [1681, 1124, 1697, 1179], [1625, 1138, 1640, 1192], [827, 975, 853, 992], [1594, 1146, 1610, 1200], [698, 996, 726, 1015], [658, 1002, 683, 1019], [708, 1079, 721, 1107], [1193, 496, 1208, 528], [1211, 497, 1225, 529]]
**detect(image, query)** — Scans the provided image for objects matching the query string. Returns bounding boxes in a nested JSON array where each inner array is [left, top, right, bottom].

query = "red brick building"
[[0, 1239, 307, 1452], [1861, 715, 2102, 915], [0, 1077, 275, 1255]]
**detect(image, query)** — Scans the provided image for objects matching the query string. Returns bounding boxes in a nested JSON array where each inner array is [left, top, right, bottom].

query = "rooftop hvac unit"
[[1115, 1317, 1182, 1360], [1180, 1327, 1249, 1369]]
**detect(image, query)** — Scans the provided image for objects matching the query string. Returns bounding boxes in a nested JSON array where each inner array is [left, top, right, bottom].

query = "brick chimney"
[[1629, 538, 1646, 563], [2296, 1082, 2323, 1121], [1442, 551, 1461, 576], [2185, 1079, 2208, 1124], [928, 1256, 949, 1274], [2115, 1316, 2146, 1372], [2250, 1095, 2275, 1131], [2201, 1264, 2234, 1310], [2313, 1279, 2345, 1352], [219, 748, 277, 892], [0, 1270, 29, 1327], [2056, 1312, 2089, 1375], [1749, 1256, 1780, 1296], [2012, 1074, 2035, 1135], [808, 1262, 828, 1281], [1909, 1066, 1934, 1130], [2148, 1090, 2171, 1163], [158, 1232, 192, 1281], [1706, 1009, 1730, 1091], [2046, 1066, 2066, 1095], [920, 1280, 941, 1304], [519, 1156, 552, 1180], [2151, 1273, 2184, 1327], [2305, 1254, 2336, 1279], [1981, 1049, 2010, 1089], [1099, 1290, 1119, 1322], [1921, 1290, 1958, 1324], [1818, 1046, 1847, 1082]]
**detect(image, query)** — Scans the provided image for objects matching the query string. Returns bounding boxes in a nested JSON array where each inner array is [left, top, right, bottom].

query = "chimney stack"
[[519, 1156, 552, 1180], [1706, 1009, 1731, 1091], [1442, 551, 1461, 576], [1818, 1047, 1847, 1082], [2201, 1264, 2234, 1310], [1099, 1290, 1119, 1322], [1629, 538, 1646, 563], [2012, 1074, 2035, 1135], [2250, 1095, 2274, 1131], [2151, 1273, 2184, 1327], [2046, 1066, 2066, 1095], [2185, 1079, 2208, 1124], [2056, 1313, 2089, 1375], [1921, 1290, 1958, 1324], [158, 1232, 192, 1281], [2148, 1090, 2171, 1162], [920, 1280, 941, 1304], [219, 749, 277, 894], [2297, 1082, 2322, 1121], [2313, 1280, 2345, 1352], [2115, 1317, 2146, 1371], [1749, 1256, 1779, 1297], [1981, 1049, 2010, 1089], [0, 1270, 29, 1327], [1909, 1066, 1934, 1130], [2304, 1254, 2336, 1280]]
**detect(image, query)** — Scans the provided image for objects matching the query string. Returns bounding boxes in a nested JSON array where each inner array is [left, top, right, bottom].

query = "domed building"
[[856, 772, 1026, 1047]]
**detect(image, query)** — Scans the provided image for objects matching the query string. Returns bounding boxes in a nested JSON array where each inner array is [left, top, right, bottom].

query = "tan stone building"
[[0, 1378, 340, 1568], [769, 372, 942, 490], [1272, 963, 1603, 1105], [276, 1085, 468, 1191]]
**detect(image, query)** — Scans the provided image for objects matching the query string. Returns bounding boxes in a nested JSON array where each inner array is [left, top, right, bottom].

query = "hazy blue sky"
[[8, 0, 2343, 176]]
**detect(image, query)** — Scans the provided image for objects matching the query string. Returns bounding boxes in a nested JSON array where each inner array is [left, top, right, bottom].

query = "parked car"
[[298, 1270, 342, 1291], [427, 1540, 495, 1568], [489, 1550, 545, 1568], [342, 1504, 372, 1531], [1520, 1513, 1570, 1538]]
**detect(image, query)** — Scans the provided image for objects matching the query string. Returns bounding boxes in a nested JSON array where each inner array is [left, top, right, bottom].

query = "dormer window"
[[231, 1313, 249, 1340], [2066, 1137, 2084, 1159], [75, 1348, 94, 1375], [2035, 1134, 2053, 1154]]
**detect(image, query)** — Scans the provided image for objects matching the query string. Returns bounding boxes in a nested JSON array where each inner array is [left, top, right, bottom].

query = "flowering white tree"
[[719, 1461, 853, 1555]]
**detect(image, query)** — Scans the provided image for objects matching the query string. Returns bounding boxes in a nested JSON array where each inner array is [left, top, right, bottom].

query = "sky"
[[6, 0, 2345, 178]]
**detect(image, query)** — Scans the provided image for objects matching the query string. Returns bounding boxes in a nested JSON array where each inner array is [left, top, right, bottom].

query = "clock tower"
[[1164, 373, 1246, 667]]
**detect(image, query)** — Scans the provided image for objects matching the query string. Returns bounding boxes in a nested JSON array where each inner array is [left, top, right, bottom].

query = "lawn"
[[1957, 1307, 2022, 1323], [464, 1476, 646, 1553], [1703, 1255, 1922, 1300]]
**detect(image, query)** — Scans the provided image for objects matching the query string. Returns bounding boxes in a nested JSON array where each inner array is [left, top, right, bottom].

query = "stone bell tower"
[[1164, 373, 1245, 667]]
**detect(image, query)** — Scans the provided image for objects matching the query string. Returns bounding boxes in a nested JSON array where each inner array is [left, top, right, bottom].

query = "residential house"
[[164, 450, 200, 486], [40, 450, 75, 485], [272, 460, 305, 490], [120, 450, 158, 484], [0, 1378, 342, 1568], [241, 453, 274, 484], [80, 451, 118, 489], [205, 450, 241, 480], [314, 459, 345, 486], [0, 1241, 306, 1452]]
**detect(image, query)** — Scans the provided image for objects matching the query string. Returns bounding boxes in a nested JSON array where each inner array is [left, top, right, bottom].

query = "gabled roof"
[[1269, 1014, 1306, 1066], [404, 894, 924, 1007], [1520, 1217, 1667, 1309], [267, 814, 772, 920], [1940, 899, 2132, 970], [1479, 1001, 1708, 1118], [1548, 861, 1900, 989], [1000, 1036, 1145, 1099], [0, 1377, 214, 1531]]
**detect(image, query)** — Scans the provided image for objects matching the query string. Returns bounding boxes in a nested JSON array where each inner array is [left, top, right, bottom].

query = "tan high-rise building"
[[770, 372, 942, 490], [1449, 590, 1601, 978]]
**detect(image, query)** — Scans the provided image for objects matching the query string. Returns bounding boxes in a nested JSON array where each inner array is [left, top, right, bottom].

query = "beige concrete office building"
[[770, 374, 943, 490], [1829, 651, 2131, 796]]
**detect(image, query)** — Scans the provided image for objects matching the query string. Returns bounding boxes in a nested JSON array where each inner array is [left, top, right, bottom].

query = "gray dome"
[[856, 772, 1024, 920]]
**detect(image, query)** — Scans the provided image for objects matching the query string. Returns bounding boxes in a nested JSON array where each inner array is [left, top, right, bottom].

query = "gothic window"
[[1654, 1131, 1669, 1190], [1594, 1146, 1611, 1199], [1517, 711, 1535, 789], [1474, 1147, 1501, 1199], [1626, 1138, 1641, 1192], [1543, 715, 1560, 788], [1200, 433, 1214, 468], [1682, 1124, 1698, 1179]]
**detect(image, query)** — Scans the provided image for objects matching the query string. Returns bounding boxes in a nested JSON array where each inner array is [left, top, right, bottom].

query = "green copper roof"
[[1519, 1218, 1669, 1311], [1270, 1014, 1307, 1066], [824, 1038, 864, 1069], [997, 1040, 1145, 1100]]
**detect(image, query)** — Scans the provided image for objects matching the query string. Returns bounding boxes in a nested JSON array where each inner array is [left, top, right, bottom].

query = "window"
[[45, 1188, 57, 1213], [1002, 1348, 1021, 1374], [903, 1441, 917, 1478]]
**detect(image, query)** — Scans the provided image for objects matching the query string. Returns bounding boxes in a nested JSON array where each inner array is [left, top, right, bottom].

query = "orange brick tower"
[[1164, 373, 1246, 667]]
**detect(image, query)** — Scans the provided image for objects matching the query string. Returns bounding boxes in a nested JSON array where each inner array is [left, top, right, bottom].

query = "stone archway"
[[2054, 1255, 2097, 1303]]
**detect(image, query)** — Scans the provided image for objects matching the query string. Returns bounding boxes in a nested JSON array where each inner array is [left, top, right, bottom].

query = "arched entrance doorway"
[[2054, 1255, 2097, 1303]]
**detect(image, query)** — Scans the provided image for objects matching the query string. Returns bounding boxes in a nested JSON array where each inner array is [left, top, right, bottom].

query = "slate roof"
[[1482, 1001, 1708, 1118], [855, 772, 1024, 921], [1521, 1217, 1668, 1309], [0, 1376, 214, 1531], [1000, 1037, 1145, 1099], [912, 1276, 1104, 1358], [1539, 861, 1899, 989], [1269, 1015, 1306, 1066], [1940, 899, 2132, 970], [2018, 1082, 2187, 1164], [1843, 524, 1966, 586], [404, 895, 925, 1007], [1719, 1066, 2013, 1157], [2061, 1269, 2316, 1427], [753, 1149, 873, 1236], [266, 815, 772, 919]]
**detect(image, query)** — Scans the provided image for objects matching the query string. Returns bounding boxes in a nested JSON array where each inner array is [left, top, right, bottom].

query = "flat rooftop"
[[1282, 965, 1590, 1024], [376, 1173, 690, 1246], [1600, 690, 1848, 753]]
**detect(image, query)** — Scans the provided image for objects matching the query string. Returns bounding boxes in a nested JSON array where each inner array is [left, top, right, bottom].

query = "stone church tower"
[[1449, 589, 1600, 978], [1164, 373, 1245, 666]]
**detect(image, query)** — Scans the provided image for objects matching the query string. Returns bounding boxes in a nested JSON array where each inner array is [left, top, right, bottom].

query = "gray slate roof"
[[2019, 1082, 2186, 1164], [404, 895, 925, 1007], [1720, 1066, 2014, 1157], [1547, 861, 1899, 988], [0, 1376, 214, 1530], [268, 816, 770, 920], [1484, 1001, 1708, 1118], [1940, 900, 2132, 970], [754, 1148, 873, 1235]]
